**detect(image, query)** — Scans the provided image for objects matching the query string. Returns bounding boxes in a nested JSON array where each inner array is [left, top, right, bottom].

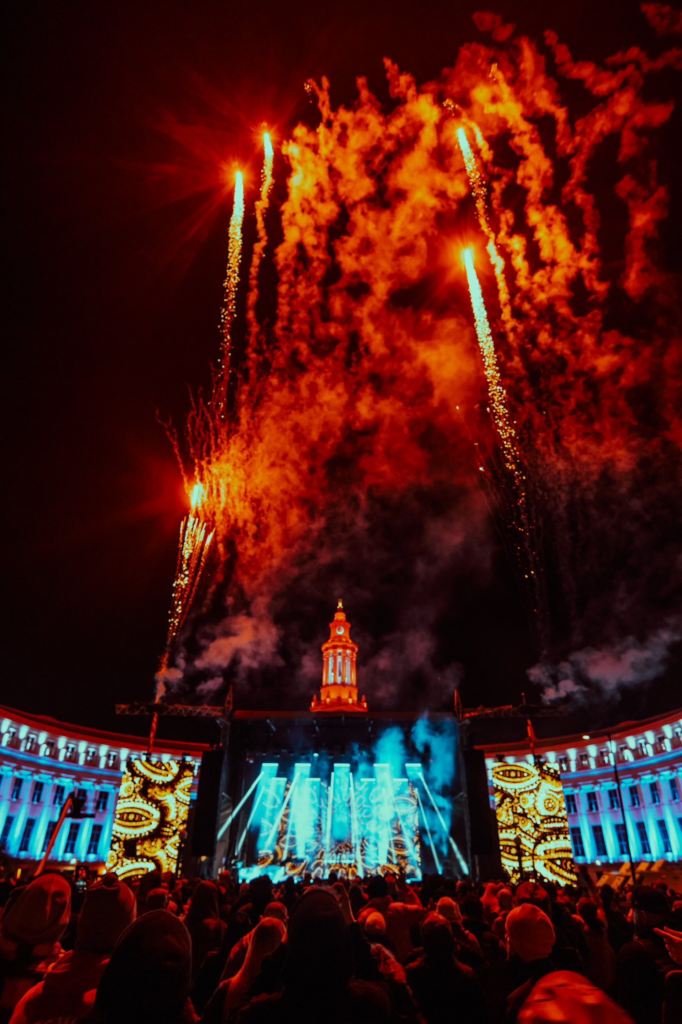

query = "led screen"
[[106, 758, 195, 879], [493, 759, 577, 886], [227, 719, 467, 882]]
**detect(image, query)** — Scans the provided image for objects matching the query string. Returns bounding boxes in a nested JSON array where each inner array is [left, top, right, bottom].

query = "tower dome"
[[310, 600, 368, 713]]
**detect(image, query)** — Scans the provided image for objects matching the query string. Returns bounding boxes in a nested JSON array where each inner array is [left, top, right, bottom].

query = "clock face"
[[336, 626, 344, 635]]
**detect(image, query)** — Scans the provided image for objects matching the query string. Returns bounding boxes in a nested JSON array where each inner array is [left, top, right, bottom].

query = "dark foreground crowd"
[[1, 865, 682, 1024]]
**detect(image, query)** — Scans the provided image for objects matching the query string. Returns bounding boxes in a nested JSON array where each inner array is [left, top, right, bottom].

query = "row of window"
[[557, 730, 682, 772], [565, 778, 679, 815], [7, 779, 109, 812], [570, 817, 676, 860], [0, 815, 103, 857], [2, 730, 121, 767]]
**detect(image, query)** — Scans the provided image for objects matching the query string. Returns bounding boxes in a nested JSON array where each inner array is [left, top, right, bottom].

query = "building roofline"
[[476, 707, 682, 757], [0, 705, 210, 754]]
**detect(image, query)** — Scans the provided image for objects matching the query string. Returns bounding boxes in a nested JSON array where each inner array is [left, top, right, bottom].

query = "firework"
[[246, 132, 275, 356], [164, 482, 215, 654], [219, 171, 245, 399], [455, 126, 515, 338]]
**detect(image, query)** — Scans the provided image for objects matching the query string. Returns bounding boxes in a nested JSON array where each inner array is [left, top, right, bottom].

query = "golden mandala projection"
[[492, 759, 577, 886], [105, 757, 196, 878]]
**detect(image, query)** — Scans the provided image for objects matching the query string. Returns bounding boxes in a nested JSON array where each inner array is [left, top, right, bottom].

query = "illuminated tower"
[[310, 600, 368, 713]]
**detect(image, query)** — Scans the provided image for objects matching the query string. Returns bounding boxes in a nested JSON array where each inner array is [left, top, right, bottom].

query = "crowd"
[[0, 864, 681, 1024]]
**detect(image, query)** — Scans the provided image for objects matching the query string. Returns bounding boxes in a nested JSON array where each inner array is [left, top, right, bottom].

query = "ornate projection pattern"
[[493, 761, 577, 886], [241, 762, 422, 881], [106, 758, 195, 879]]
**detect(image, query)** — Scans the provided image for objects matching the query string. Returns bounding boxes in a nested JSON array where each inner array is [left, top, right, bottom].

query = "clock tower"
[[310, 600, 368, 713]]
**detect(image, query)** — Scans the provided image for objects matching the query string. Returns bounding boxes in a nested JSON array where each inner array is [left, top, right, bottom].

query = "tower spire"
[[310, 601, 368, 714]]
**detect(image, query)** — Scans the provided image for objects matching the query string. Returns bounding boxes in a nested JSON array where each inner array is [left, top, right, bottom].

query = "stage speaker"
[[462, 747, 497, 856], [191, 748, 224, 857]]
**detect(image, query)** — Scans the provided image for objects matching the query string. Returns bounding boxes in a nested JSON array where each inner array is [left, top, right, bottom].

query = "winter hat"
[[1, 872, 71, 947], [498, 888, 513, 911], [518, 970, 635, 1024], [144, 888, 169, 912], [516, 882, 551, 912], [481, 882, 501, 915], [421, 913, 455, 960], [94, 910, 191, 1024], [436, 897, 462, 922], [263, 900, 288, 923], [506, 903, 555, 962], [77, 874, 137, 953], [632, 886, 669, 918], [363, 911, 388, 941]]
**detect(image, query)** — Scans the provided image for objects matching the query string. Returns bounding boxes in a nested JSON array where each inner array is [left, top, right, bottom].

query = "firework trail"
[[219, 171, 245, 407], [455, 125, 515, 340], [246, 133, 275, 360], [462, 247, 544, 630], [163, 482, 215, 658]]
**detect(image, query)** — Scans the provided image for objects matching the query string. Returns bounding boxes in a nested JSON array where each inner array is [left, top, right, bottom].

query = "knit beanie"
[[1, 873, 71, 947], [506, 903, 555, 962], [518, 970, 635, 1024], [77, 874, 136, 953], [436, 897, 461, 922]]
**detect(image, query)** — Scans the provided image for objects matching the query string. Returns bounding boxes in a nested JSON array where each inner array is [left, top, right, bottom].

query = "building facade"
[[0, 705, 207, 869], [481, 708, 682, 872]]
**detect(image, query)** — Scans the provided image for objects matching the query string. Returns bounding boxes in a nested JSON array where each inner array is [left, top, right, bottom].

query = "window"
[[570, 827, 586, 858], [650, 782, 661, 805], [19, 818, 36, 854], [87, 824, 103, 857], [657, 820, 673, 854], [85, 748, 97, 765], [41, 740, 55, 758], [636, 820, 651, 856], [0, 816, 14, 846], [565, 794, 577, 815], [32, 781, 44, 804], [107, 752, 119, 769], [42, 820, 58, 854], [629, 787, 640, 808], [558, 757, 568, 772], [95, 791, 108, 812], [64, 823, 80, 856], [580, 753, 591, 768], [671, 779, 680, 802], [587, 792, 598, 813], [637, 740, 649, 757], [5, 728, 17, 748], [25, 735, 37, 753], [608, 789, 621, 810], [615, 823, 629, 857], [64, 744, 77, 763], [53, 785, 65, 807], [593, 825, 608, 858], [656, 735, 669, 753], [11, 778, 23, 801], [619, 745, 632, 762], [599, 750, 611, 766]]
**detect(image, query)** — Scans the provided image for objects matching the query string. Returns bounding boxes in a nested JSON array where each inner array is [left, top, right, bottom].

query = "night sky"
[[4, 0, 681, 743]]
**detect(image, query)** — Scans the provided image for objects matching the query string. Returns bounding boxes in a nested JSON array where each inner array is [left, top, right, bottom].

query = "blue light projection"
[[234, 719, 468, 882]]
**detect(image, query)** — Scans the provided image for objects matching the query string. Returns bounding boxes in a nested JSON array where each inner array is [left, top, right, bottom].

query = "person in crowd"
[[600, 886, 633, 954], [575, 896, 616, 991], [144, 888, 169, 913], [405, 912, 487, 1024], [613, 886, 676, 1024], [233, 887, 390, 1023], [221, 904, 288, 980], [9, 873, 136, 1024], [200, 917, 285, 1023], [517, 970, 635, 1024], [88, 909, 192, 1024], [185, 882, 227, 982], [360, 875, 426, 963], [0, 873, 72, 1021], [460, 896, 505, 966], [434, 897, 483, 967], [192, 912, 253, 1015], [504, 902, 557, 1021]]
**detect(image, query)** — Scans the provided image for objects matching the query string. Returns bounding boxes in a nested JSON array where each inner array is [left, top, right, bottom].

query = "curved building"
[[481, 708, 682, 873], [0, 705, 207, 869]]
